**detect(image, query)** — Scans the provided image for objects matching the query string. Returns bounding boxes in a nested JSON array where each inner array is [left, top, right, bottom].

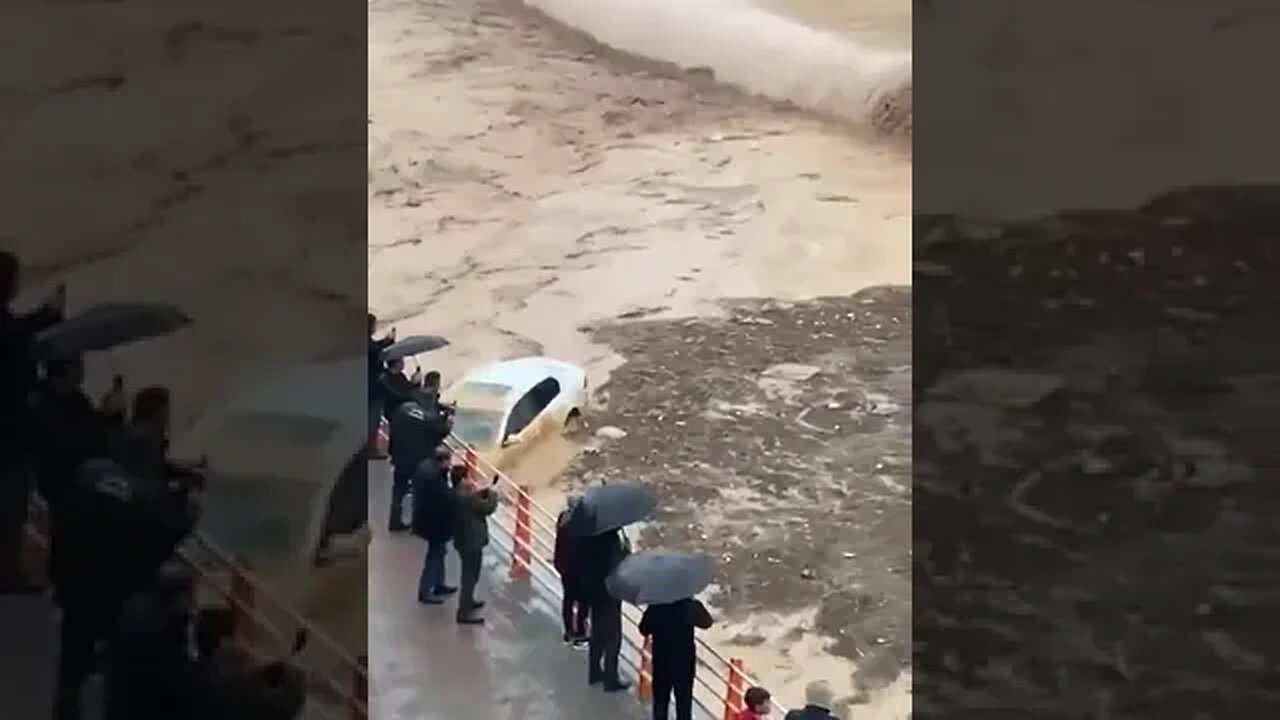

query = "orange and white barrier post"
[[721, 657, 746, 720], [638, 635, 653, 702], [510, 485, 532, 580], [462, 447, 479, 489], [371, 418, 389, 459], [351, 655, 368, 720], [229, 568, 255, 645]]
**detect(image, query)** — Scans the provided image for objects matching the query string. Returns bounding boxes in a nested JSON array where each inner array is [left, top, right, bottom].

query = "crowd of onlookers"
[[368, 315, 839, 720], [2, 251, 306, 720]]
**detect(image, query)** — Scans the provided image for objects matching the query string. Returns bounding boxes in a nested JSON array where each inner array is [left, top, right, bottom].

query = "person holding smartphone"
[[450, 469, 499, 624]]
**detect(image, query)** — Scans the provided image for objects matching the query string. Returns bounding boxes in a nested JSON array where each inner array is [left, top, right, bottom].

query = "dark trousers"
[[0, 456, 32, 588], [389, 466, 411, 529], [54, 605, 115, 720], [651, 660, 696, 720], [561, 578, 589, 638], [417, 539, 449, 599], [456, 547, 482, 615], [588, 597, 623, 682]]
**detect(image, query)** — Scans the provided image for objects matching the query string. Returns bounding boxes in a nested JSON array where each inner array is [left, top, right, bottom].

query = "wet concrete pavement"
[[367, 460, 648, 720]]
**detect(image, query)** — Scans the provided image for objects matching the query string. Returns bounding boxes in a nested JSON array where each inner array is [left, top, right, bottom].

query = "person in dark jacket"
[[578, 528, 631, 691], [54, 454, 198, 720], [639, 597, 714, 720], [554, 497, 589, 644], [388, 398, 449, 531], [102, 562, 198, 720], [411, 447, 458, 604], [31, 356, 114, 604], [451, 469, 498, 624], [783, 681, 840, 720], [0, 250, 63, 593]]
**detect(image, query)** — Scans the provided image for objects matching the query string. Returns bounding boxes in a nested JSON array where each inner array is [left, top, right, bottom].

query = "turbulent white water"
[[521, 0, 912, 134]]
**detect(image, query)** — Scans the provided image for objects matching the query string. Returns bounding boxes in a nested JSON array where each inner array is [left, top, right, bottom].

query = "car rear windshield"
[[452, 408, 504, 449]]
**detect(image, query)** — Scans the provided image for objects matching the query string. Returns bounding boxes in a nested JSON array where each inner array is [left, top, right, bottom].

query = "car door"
[[503, 378, 562, 445]]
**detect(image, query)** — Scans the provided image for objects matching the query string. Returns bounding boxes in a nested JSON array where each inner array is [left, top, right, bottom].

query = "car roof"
[[454, 356, 580, 400]]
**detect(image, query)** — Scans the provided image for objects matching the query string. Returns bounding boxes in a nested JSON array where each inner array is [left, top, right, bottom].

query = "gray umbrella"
[[33, 302, 191, 360], [564, 482, 657, 537], [606, 551, 713, 605], [382, 335, 449, 362]]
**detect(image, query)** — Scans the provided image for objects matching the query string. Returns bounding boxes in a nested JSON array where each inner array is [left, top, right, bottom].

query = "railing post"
[[229, 566, 255, 645], [463, 447, 479, 489], [721, 657, 746, 720], [638, 634, 653, 702], [371, 418, 389, 459], [351, 654, 368, 720], [510, 485, 532, 580]]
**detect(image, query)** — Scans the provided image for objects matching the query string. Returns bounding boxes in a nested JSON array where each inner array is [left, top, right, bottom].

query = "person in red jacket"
[[554, 497, 590, 644], [734, 686, 773, 719]]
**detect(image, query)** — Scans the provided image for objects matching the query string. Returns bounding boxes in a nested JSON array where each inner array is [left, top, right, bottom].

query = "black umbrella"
[[564, 482, 657, 537], [33, 302, 191, 360], [382, 335, 449, 362], [606, 551, 713, 605]]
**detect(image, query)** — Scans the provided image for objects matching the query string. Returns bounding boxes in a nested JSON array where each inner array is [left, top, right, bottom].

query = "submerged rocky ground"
[[563, 286, 912, 698]]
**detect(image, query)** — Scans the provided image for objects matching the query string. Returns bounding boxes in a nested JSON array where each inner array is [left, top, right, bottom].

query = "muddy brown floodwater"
[[560, 286, 911, 705]]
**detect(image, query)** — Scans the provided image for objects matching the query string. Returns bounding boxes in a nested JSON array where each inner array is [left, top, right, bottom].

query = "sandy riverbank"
[[368, 0, 910, 714]]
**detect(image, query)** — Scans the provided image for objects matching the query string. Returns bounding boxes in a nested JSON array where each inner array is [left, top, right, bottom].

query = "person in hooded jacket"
[[783, 681, 840, 720], [388, 397, 449, 531], [411, 446, 458, 604], [639, 597, 714, 720], [30, 357, 115, 602], [554, 497, 589, 644]]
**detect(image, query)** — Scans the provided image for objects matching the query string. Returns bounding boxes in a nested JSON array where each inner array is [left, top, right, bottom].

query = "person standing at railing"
[[0, 250, 64, 595], [639, 597, 714, 720], [579, 529, 632, 692], [451, 467, 499, 625], [411, 446, 459, 604], [554, 497, 590, 646]]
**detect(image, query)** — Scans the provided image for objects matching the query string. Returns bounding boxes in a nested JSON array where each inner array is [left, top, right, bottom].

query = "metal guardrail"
[[445, 434, 790, 719], [24, 498, 367, 720]]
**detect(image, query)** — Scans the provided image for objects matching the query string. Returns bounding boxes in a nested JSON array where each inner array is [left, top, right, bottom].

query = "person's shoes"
[[572, 634, 590, 647], [417, 594, 445, 605], [471, 599, 486, 609], [602, 678, 632, 693], [456, 613, 485, 625], [588, 672, 603, 686], [433, 585, 458, 596], [388, 522, 408, 533]]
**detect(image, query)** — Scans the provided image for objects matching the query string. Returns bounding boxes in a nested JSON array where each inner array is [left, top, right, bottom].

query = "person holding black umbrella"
[[640, 597, 714, 720], [607, 550, 716, 719], [566, 482, 658, 691]]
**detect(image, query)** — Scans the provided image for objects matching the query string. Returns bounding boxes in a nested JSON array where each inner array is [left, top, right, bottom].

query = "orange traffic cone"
[[370, 418, 389, 459]]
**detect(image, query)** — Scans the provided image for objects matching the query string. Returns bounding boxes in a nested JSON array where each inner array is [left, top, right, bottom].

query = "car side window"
[[505, 378, 562, 438]]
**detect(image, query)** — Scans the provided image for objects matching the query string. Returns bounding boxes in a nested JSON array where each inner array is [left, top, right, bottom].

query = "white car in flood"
[[443, 356, 588, 467]]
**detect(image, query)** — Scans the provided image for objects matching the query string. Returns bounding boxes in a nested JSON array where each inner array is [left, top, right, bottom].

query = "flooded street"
[[755, 0, 911, 49]]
